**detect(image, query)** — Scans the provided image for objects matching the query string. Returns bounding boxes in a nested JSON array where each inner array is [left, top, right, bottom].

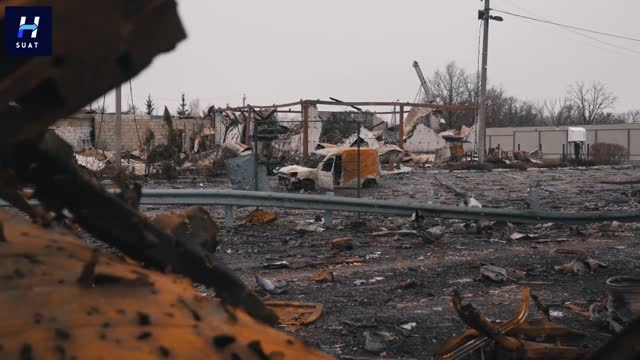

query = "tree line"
[[422, 61, 638, 129], [93, 92, 203, 118]]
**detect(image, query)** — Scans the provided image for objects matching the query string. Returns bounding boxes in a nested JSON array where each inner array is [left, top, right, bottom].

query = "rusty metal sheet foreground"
[[0, 210, 331, 359]]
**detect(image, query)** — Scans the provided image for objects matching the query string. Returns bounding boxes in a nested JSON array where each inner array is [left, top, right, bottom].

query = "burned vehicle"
[[278, 148, 381, 191]]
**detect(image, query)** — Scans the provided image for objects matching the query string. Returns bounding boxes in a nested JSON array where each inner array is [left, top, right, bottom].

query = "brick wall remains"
[[94, 115, 211, 152], [50, 116, 94, 151]]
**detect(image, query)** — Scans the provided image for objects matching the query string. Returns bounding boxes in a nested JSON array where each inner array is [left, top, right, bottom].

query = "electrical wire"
[[491, 8, 640, 43], [494, 3, 640, 56], [95, 94, 106, 152], [128, 80, 143, 148]]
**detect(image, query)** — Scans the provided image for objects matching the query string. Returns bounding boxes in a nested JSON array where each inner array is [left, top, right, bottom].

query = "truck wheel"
[[301, 179, 315, 191], [363, 179, 377, 188]]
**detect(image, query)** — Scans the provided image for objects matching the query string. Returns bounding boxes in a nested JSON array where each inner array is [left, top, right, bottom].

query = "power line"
[[491, 8, 640, 43], [128, 80, 143, 148], [498, 0, 630, 55], [493, 5, 640, 56]]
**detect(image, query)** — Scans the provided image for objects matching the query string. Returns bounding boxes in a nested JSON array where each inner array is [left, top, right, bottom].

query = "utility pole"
[[478, 0, 490, 164], [114, 85, 122, 174], [477, 1, 503, 163]]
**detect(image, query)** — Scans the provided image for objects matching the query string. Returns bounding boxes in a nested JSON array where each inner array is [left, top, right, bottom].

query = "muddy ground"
[[104, 166, 640, 359]]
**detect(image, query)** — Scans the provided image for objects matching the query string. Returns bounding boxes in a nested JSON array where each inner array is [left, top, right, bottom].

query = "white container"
[[568, 127, 587, 142]]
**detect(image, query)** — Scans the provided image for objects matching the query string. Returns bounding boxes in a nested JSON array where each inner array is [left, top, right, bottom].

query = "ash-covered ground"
[[93, 166, 640, 359]]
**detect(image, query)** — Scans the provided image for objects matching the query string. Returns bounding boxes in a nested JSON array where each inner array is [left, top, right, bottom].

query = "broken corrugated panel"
[[225, 154, 270, 192]]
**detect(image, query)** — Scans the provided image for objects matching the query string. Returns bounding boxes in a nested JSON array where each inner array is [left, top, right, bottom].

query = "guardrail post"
[[528, 185, 540, 210], [224, 205, 234, 227], [426, 189, 435, 204], [324, 192, 334, 228]]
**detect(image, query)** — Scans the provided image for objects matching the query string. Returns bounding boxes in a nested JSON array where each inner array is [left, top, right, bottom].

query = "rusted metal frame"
[[225, 100, 303, 111], [399, 105, 405, 150], [244, 110, 253, 145], [310, 100, 476, 111], [225, 100, 475, 112], [302, 102, 310, 160], [441, 288, 531, 360], [2, 136, 277, 325]]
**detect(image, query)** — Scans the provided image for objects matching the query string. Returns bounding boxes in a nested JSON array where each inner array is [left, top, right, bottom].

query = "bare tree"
[[484, 86, 543, 128], [426, 62, 475, 128], [189, 98, 201, 118], [619, 110, 640, 123], [541, 97, 576, 126], [125, 103, 139, 115], [567, 81, 616, 125]]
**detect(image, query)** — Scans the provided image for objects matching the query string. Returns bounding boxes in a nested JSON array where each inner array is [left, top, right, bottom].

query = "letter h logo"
[[18, 16, 40, 39], [5, 6, 52, 56]]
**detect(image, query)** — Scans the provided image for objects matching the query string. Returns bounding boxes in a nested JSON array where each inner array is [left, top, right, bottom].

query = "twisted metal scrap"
[[436, 289, 531, 360]]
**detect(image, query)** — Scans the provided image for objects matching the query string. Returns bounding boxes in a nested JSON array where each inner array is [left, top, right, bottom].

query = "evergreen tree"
[[176, 92, 191, 117], [145, 94, 155, 115]]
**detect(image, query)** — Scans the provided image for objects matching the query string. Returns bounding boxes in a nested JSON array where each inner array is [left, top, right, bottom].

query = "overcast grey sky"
[[103, 0, 640, 114]]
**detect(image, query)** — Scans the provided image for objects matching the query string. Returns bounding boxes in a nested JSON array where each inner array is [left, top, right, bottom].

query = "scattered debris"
[[242, 209, 278, 225], [421, 226, 444, 242], [480, 265, 508, 282], [450, 278, 474, 284], [563, 303, 591, 317], [363, 331, 395, 354], [553, 248, 586, 255], [370, 230, 419, 237], [400, 322, 417, 331], [255, 275, 289, 295], [344, 257, 367, 265], [366, 252, 382, 260], [557, 259, 587, 274], [394, 280, 419, 291], [297, 224, 326, 233], [510, 232, 535, 241], [331, 237, 354, 250], [508, 268, 527, 280], [310, 270, 334, 283], [263, 258, 291, 269], [266, 301, 324, 331], [556, 258, 608, 274]]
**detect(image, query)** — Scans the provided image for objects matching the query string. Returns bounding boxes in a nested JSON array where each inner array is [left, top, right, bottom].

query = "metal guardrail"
[[138, 189, 640, 226], [2, 189, 639, 227]]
